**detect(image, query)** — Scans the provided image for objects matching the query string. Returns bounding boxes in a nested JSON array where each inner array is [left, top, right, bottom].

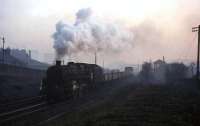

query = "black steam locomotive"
[[41, 60, 129, 102]]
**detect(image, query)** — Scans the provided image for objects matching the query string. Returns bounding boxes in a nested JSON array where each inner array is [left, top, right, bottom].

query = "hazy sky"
[[0, 0, 200, 65]]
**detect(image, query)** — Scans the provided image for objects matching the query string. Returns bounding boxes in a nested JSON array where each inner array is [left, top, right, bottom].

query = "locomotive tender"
[[41, 60, 129, 102]]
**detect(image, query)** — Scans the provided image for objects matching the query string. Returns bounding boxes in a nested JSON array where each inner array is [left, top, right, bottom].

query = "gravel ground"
[[43, 79, 200, 126]]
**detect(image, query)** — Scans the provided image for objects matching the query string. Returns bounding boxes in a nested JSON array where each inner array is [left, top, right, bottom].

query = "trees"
[[139, 62, 154, 83], [165, 63, 188, 82]]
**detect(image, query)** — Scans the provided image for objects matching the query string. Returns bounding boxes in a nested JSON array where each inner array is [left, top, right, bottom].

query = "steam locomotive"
[[40, 60, 130, 102]]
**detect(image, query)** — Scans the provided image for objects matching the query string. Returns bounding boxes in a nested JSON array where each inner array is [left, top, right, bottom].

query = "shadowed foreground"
[[45, 80, 200, 126]]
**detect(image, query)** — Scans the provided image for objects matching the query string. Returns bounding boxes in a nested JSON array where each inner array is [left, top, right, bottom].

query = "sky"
[[0, 0, 200, 67]]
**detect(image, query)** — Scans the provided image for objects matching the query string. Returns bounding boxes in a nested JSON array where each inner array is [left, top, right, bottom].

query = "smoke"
[[52, 8, 134, 60]]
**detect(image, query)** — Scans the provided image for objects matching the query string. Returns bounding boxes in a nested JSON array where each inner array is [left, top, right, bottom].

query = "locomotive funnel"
[[56, 60, 61, 66]]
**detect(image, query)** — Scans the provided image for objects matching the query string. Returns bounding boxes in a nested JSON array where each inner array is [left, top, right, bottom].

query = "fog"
[[0, 0, 199, 66]]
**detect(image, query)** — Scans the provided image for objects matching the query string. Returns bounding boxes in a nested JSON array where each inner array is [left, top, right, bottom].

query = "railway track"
[[0, 96, 44, 113], [0, 78, 136, 126], [0, 96, 47, 125], [0, 102, 47, 122], [0, 92, 104, 126], [0, 97, 73, 126], [36, 98, 99, 126]]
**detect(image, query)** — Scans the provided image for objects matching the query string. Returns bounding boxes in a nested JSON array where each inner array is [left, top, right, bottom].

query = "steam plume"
[[52, 8, 134, 60]]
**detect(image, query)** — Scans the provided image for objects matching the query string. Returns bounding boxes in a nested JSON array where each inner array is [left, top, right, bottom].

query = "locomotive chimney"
[[56, 60, 61, 66]]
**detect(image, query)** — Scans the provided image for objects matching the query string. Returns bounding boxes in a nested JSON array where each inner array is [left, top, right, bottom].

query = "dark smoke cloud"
[[52, 8, 134, 60], [75, 8, 92, 25]]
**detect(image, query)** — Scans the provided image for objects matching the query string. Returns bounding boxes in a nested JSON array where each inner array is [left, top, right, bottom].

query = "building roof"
[[154, 59, 165, 65]]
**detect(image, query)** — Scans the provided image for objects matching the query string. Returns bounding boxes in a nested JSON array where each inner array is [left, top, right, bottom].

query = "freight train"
[[40, 60, 131, 102]]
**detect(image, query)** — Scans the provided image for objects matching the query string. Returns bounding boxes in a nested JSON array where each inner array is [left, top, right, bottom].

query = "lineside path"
[[44, 80, 200, 126]]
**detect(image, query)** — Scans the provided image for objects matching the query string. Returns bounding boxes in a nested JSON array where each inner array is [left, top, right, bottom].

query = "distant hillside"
[[0, 48, 49, 70], [27, 59, 49, 70]]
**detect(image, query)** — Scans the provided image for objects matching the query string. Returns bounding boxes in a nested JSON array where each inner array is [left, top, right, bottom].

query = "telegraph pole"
[[192, 25, 200, 80], [95, 52, 97, 65], [2, 37, 5, 64], [0, 36, 5, 64], [103, 59, 104, 69]]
